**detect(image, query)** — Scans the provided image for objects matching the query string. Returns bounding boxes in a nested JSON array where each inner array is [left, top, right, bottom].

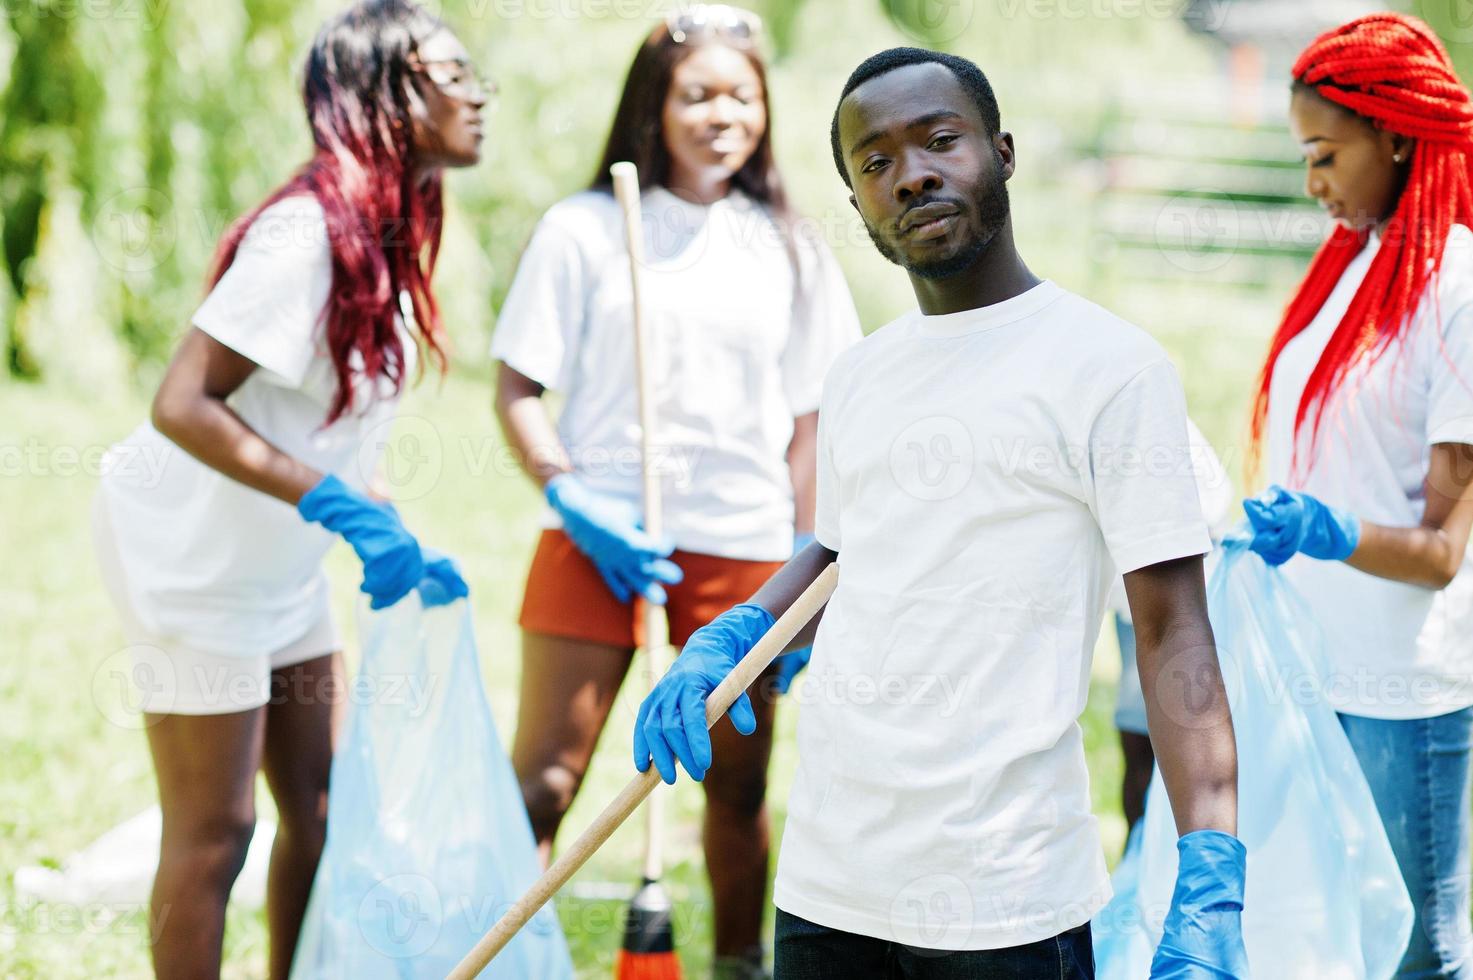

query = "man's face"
[[838, 63, 1012, 280]]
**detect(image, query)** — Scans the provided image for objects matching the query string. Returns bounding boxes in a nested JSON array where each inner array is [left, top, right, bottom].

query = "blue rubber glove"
[[633, 602, 775, 783], [298, 474, 426, 609], [772, 532, 816, 695], [417, 550, 470, 608], [1151, 830, 1249, 979], [545, 474, 683, 604], [1242, 485, 1360, 567]]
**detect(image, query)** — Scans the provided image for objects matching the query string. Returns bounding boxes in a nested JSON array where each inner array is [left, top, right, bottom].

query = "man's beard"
[[867, 171, 1010, 280]]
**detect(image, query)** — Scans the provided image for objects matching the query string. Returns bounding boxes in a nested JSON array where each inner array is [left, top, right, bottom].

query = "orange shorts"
[[518, 530, 785, 648]]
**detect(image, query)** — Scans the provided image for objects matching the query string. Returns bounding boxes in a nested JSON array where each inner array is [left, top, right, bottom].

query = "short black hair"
[[830, 47, 1002, 188]]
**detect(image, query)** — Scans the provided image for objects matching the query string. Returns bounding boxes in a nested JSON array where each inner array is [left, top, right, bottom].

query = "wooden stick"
[[446, 563, 840, 978], [609, 159, 673, 883]]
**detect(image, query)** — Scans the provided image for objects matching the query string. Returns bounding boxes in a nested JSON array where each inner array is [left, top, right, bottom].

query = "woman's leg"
[[510, 630, 635, 867], [144, 707, 266, 979], [260, 651, 343, 980], [702, 662, 781, 964], [1341, 708, 1473, 979]]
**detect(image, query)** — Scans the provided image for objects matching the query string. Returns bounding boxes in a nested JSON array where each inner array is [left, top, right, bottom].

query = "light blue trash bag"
[[1094, 532, 1411, 979], [290, 593, 573, 979]]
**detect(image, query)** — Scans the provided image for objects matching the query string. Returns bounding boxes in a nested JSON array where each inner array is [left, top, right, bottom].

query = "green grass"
[[1, 371, 1131, 978]]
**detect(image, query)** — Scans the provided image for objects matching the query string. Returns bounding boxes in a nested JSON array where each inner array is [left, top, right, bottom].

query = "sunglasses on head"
[[665, 4, 763, 45]]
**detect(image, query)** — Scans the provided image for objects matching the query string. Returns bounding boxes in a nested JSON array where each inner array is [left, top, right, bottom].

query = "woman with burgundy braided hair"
[[1243, 13, 1473, 975], [92, 2, 486, 975]]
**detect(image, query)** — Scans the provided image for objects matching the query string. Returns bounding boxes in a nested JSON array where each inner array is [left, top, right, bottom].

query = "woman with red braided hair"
[[1244, 13, 1473, 975]]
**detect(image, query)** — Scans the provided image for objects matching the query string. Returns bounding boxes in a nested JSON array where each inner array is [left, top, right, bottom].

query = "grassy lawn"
[[1, 370, 1131, 979]]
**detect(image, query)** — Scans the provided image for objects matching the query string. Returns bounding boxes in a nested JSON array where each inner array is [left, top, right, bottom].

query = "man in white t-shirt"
[[633, 48, 1247, 977]]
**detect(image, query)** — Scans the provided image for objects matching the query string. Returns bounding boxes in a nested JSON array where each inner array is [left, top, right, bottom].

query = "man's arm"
[[1124, 554, 1237, 836], [752, 538, 836, 653]]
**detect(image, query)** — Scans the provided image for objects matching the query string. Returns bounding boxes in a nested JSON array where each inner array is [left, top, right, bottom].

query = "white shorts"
[[92, 496, 340, 716]]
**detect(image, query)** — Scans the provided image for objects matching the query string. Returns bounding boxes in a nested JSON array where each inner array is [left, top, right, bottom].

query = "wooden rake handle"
[[447, 562, 839, 979], [609, 159, 673, 882]]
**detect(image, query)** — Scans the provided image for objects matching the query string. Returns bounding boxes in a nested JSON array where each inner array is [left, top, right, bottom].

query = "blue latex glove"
[[633, 602, 775, 783], [545, 474, 683, 604], [417, 550, 470, 608], [298, 474, 425, 609], [1151, 830, 1249, 979], [1242, 485, 1360, 566], [772, 532, 817, 695], [773, 646, 811, 695]]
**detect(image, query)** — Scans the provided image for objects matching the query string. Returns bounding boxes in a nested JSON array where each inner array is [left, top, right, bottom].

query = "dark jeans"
[[774, 909, 1095, 979]]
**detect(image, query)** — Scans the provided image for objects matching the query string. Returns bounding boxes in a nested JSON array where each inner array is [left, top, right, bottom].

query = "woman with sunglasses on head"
[[1244, 14, 1473, 976], [92, 2, 486, 976], [493, 6, 860, 976]]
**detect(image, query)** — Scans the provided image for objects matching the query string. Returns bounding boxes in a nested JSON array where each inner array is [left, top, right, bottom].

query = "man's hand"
[[633, 603, 774, 783]]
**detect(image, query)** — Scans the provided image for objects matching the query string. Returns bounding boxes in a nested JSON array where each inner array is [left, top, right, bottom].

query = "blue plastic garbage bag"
[[290, 594, 573, 979], [1094, 532, 1411, 979]]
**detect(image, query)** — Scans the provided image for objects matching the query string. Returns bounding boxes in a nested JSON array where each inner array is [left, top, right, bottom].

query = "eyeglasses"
[[665, 4, 764, 45], [407, 53, 497, 102]]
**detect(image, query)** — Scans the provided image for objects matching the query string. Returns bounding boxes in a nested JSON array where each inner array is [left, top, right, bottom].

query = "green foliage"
[[0, 3, 102, 376]]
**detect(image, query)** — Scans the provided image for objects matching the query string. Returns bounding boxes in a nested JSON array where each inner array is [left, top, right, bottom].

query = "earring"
[[1393, 152, 1404, 163]]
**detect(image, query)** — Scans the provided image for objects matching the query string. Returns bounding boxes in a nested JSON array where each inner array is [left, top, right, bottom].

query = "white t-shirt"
[[490, 188, 861, 561], [1109, 417, 1233, 622], [98, 195, 409, 656], [1267, 225, 1473, 720], [774, 280, 1211, 950]]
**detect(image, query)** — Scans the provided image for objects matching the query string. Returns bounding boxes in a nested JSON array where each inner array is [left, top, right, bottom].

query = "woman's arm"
[[493, 361, 572, 488], [788, 411, 818, 537], [150, 327, 322, 505], [1346, 442, 1473, 589]]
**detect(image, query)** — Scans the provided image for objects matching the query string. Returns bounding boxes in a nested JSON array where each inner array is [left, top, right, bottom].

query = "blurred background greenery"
[[5, 0, 1473, 976]]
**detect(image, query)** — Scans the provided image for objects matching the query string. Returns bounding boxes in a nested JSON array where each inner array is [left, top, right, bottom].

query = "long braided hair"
[[1249, 12, 1473, 481]]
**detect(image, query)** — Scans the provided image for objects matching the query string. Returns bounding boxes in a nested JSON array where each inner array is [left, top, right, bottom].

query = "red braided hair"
[[1249, 12, 1473, 483]]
